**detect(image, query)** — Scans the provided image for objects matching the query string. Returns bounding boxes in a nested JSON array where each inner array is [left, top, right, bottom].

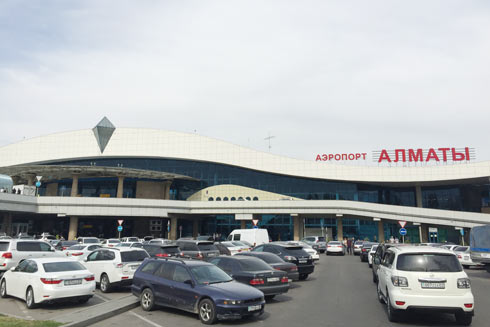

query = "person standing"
[[347, 238, 352, 255]]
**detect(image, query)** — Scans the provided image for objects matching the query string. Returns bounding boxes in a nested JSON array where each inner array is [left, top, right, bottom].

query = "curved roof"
[[0, 127, 489, 183]]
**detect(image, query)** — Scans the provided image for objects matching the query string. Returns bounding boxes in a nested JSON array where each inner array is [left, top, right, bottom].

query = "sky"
[[0, 0, 489, 165]]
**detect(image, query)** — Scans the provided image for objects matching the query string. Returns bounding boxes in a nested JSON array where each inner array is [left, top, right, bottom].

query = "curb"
[[55, 295, 139, 327]]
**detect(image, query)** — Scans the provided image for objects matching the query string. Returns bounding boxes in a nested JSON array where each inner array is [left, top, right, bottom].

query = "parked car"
[[470, 224, 490, 273], [0, 258, 95, 308], [54, 240, 78, 251], [214, 242, 232, 256], [64, 244, 102, 261], [368, 244, 378, 268], [100, 239, 121, 248], [219, 242, 245, 255], [116, 242, 144, 249], [227, 229, 270, 247], [442, 244, 460, 251], [230, 241, 252, 252], [131, 258, 265, 324], [142, 244, 182, 258], [301, 236, 327, 253], [376, 246, 474, 325], [0, 240, 64, 277], [209, 255, 289, 300], [77, 237, 100, 245], [176, 240, 220, 260], [82, 248, 149, 292], [121, 237, 140, 243], [371, 243, 407, 284], [196, 235, 214, 241], [326, 241, 345, 256], [353, 241, 364, 255], [360, 242, 378, 262], [287, 241, 319, 261], [252, 242, 314, 280], [454, 246, 483, 269], [148, 238, 173, 246], [236, 251, 299, 281]]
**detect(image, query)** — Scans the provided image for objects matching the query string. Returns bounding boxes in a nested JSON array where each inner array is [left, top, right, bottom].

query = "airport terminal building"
[[1, 118, 489, 243]]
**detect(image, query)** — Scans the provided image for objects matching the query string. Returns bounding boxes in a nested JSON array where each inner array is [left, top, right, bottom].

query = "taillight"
[[395, 301, 405, 306], [40, 278, 62, 284], [62, 247, 67, 250], [156, 253, 170, 258], [465, 303, 473, 308], [281, 277, 289, 283], [274, 268, 282, 271], [180, 252, 185, 257], [196, 252, 203, 259], [84, 276, 95, 281], [250, 278, 264, 285], [457, 254, 462, 259], [1, 252, 12, 259], [72, 252, 84, 256], [115, 263, 123, 268], [290, 266, 298, 271]]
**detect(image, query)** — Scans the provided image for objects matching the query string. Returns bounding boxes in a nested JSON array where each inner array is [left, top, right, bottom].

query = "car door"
[[378, 251, 395, 296], [153, 262, 174, 306], [6, 259, 30, 298], [39, 241, 58, 258], [168, 265, 198, 312], [84, 250, 103, 282]]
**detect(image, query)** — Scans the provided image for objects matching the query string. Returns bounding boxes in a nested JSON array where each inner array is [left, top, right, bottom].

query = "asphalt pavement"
[[94, 255, 490, 327]]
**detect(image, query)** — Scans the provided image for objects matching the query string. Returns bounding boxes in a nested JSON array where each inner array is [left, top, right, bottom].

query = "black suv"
[[252, 242, 314, 280], [176, 240, 220, 260]]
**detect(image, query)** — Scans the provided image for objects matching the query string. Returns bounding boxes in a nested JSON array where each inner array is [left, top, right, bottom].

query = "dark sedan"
[[209, 255, 290, 300], [236, 251, 299, 281], [55, 240, 78, 251], [359, 242, 377, 262], [132, 258, 265, 324]]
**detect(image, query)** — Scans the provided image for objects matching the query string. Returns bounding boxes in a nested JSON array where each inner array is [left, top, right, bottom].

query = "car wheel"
[[386, 292, 399, 322], [376, 283, 384, 303], [140, 288, 155, 311], [199, 298, 217, 325], [100, 273, 112, 293], [0, 279, 7, 298], [455, 312, 472, 326], [26, 287, 37, 309], [299, 274, 308, 280]]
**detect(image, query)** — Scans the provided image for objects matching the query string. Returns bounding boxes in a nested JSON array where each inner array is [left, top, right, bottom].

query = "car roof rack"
[[156, 257, 189, 264]]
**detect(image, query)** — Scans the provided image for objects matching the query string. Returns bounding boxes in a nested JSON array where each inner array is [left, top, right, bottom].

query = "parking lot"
[[23, 254, 484, 327]]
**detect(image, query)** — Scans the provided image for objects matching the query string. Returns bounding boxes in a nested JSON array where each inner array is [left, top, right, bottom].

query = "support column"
[[292, 215, 304, 241], [117, 176, 125, 198], [415, 185, 423, 208], [26, 174, 35, 186], [377, 220, 385, 243], [1, 213, 13, 236], [169, 217, 178, 240], [68, 217, 78, 240], [163, 181, 172, 200], [420, 224, 428, 243], [192, 219, 200, 238], [337, 217, 343, 241], [71, 174, 79, 197], [240, 220, 247, 229]]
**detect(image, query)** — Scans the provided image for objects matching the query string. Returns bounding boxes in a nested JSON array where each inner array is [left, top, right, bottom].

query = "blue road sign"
[[35, 181, 41, 188], [460, 229, 464, 236], [117, 226, 123, 232], [253, 226, 258, 229], [399, 228, 407, 236]]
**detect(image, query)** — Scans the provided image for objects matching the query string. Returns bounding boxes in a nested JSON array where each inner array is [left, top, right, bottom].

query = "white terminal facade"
[[0, 118, 489, 243]]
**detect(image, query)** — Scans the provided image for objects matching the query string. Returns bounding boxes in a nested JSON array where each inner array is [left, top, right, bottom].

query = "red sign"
[[398, 221, 407, 228], [374, 147, 475, 163], [316, 153, 367, 162], [117, 220, 124, 226]]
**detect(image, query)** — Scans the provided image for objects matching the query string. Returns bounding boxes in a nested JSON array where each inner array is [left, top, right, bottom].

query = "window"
[[233, 234, 241, 241], [155, 262, 175, 280], [17, 242, 42, 251], [208, 197, 214, 201], [239, 258, 271, 271], [396, 253, 462, 272], [141, 261, 160, 274], [238, 197, 244, 201], [121, 251, 149, 262], [16, 260, 30, 272], [382, 252, 395, 267], [231, 197, 236, 201], [87, 245, 101, 251], [173, 266, 191, 283], [246, 197, 251, 201], [253, 245, 264, 252], [43, 262, 85, 272], [25, 261, 38, 273], [0, 242, 9, 251], [87, 251, 99, 261], [223, 197, 229, 201], [216, 197, 221, 201], [253, 197, 259, 201], [102, 251, 116, 260]]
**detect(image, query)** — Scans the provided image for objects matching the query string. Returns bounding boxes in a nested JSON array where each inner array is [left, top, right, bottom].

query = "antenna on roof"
[[264, 132, 275, 152]]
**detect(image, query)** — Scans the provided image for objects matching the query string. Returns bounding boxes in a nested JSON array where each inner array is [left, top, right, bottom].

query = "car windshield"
[[397, 253, 462, 272], [84, 238, 99, 244], [67, 245, 85, 250], [190, 265, 233, 285], [239, 258, 272, 271], [109, 240, 120, 243], [43, 261, 86, 272], [454, 246, 468, 252], [318, 237, 326, 242], [120, 251, 149, 262], [282, 246, 309, 257], [163, 246, 180, 254], [371, 245, 378, 252], [197, 243, 218, 251], [257, 253, 283, 264], [0, 242, 9, 251]]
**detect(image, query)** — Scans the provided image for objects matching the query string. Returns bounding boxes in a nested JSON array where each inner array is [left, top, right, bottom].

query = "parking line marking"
[[129, 311, 164, 327], [94, 293, 110, 302]]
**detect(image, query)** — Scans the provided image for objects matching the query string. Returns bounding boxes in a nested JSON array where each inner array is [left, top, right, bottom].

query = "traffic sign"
[[399, 228, 407, 236], [252, 219, 259, 226], [460, 229, 465, 236], [398, 221, 407, 228], [117, 220, 124, 226], [117, 226, 123, 232], [253, 226, 258, 229]]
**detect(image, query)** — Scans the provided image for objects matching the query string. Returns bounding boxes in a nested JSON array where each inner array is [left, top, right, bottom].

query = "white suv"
[[376, 246, 474, 325], [82, 248, 149, 293]]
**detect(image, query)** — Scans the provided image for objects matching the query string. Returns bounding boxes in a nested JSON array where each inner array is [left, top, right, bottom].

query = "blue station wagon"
[[131, 258, 265, 324]]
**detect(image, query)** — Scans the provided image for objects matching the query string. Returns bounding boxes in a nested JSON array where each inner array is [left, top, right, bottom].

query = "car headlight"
[[457, 278, 471, 289], [391, 276, 408, 287], [223, 300, 243, 305]]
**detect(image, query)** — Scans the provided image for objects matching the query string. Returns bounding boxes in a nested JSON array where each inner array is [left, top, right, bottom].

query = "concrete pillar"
[[68, 217, 78, 240], [163, 181, 172, 200], [169, 217, 178, 240], [117, 176, 125, 198], [420, 224, 428, 243], [1, 213, 13, 236], [71, 174, 79, 197], [377, 220, 385, 243], [292, 215, 304, 241], [26, 174, 35, 186], [192, 219, 199, 238], [337, 217, 343, 241], [415, 185, 423, 208], [240, 220, 247, 229]]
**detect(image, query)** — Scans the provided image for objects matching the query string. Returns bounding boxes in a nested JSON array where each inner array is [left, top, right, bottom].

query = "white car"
[[454, 246, 484, 269], [368, 244, 378, 267], [64, 244, 102, 261], [77, 237, 100, 245], [220, 241, 245, 255], [115, 242, 144, 249], [353, 241, 363, 255], [82, 248, 149, 293], [296, 242, 320, 261], [0, 258, 95, 308], [121, 237, 140, 243], [100, 239, 121, 248], [326, 241, 345, 255], [376, 246, 474, 325]]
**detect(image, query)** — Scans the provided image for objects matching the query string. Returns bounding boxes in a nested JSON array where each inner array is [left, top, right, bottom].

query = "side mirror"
[[184, 280, 194, 287], [83, 258, 88, 262], [10, 267, 16, 272]]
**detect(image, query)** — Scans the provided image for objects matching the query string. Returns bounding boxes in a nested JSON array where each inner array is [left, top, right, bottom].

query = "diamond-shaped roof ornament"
[[92, 117, 115, 153]]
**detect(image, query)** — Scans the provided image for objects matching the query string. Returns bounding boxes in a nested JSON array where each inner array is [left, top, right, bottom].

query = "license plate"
[[464, 256, 469, 260], [248, 305, 261, 312], [481, 253, 490, 258], [267, 277, 279, 282], [299, 260, 307, 263], [64, 279, 82, 286], [208, 253, 216, 257], [421, 282, 445, 289]]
